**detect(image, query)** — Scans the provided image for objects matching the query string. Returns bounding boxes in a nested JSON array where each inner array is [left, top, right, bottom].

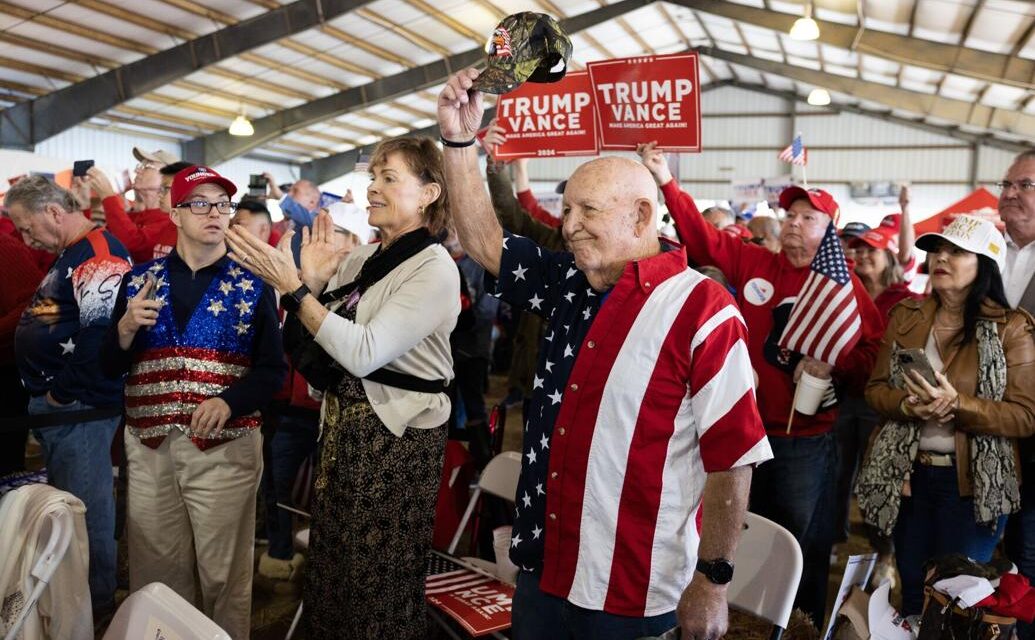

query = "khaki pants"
[[125, 429, 261, 640]]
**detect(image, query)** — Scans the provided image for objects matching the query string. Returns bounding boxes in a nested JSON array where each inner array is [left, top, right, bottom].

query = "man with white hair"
[[997, 149, 1035, 640], [438, 67, 772, 640]]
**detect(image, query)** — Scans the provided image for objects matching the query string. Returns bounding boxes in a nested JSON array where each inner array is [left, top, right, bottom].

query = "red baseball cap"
[[170, 165, 237, 207], [722, 223, 753, 241], [879, 213, 901, 233], [853, 227, 897, 252], [778, 186, 841, 224]]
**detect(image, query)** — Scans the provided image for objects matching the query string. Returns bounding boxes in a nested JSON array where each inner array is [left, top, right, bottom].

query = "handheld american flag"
[[779, 134, 807, 166], [778, 222, 861, 366]]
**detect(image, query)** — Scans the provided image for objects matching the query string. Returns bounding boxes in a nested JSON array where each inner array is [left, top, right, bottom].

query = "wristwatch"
[[280, 284, 311, 313], [696, 558, 735, 585]]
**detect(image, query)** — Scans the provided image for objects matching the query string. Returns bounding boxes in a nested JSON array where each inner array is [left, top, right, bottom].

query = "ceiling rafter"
[[356, 8, 452, 57]]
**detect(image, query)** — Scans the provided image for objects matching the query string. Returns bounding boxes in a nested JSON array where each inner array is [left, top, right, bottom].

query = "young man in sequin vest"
[[101, 166, 285, 639]]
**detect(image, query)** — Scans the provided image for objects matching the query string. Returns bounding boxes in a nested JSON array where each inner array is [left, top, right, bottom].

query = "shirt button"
[[569, 383, 578, 391], [551, 471, 558, 479], [557, 427, 566, 436], [587, 341, 595, 349], [549, 513, 557, 520], [644, 281, 652, 288]]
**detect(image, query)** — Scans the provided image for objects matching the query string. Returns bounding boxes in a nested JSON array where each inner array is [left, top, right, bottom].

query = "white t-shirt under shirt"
[[1004, 233, 1035, 309]]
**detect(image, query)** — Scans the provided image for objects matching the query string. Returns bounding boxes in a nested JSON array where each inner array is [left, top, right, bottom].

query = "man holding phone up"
[[101, 166, 285, 639]]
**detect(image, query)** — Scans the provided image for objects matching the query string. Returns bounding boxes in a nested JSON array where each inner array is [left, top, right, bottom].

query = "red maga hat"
[[170, 165, 237, 207], [779, 186, 840, 224]]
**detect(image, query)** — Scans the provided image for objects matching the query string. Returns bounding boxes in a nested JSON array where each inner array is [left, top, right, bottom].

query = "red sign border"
[[492, 70, 601, 160], [587, 52, 702, 153]]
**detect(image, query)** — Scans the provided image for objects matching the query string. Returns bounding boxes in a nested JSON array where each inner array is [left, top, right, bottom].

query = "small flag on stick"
[[779, 133, 808, 166]]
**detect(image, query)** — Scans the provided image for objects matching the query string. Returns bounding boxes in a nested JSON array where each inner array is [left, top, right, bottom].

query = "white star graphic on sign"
[[563, 344, 574, 358], [512, 264, 527, 281], [58, 338, 75, 355], [548, 389, 563, 405], [511, 533, 523, 547], [540, 434, 550, 450], [566, 267, 578, 279], [531, 525, 543, 539], [526, 448, 537, 464], [564, 292, 575, 303], [533, 375, 544, 390], [528, 293, 543, 310], [544, 360, 554, 373], [582, 307, 592, 320], [522, 492, 532, 507], [536, 483, 545, 496]]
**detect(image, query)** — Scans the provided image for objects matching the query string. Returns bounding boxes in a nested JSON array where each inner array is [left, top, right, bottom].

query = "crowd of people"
[[1, 65, 1034, 640]]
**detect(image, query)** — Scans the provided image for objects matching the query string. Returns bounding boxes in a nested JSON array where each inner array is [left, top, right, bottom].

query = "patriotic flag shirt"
[[16, 228, 131, 407], [660, 179, 883, 437], [496, 232, 772, 616]]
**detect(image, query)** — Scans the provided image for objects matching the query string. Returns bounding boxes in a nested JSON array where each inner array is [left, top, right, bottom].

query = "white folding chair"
[[3, 507, 74, 640], [274, 502, 311, 640], [727, 511, 803, 640], [447, 450, 522, 557], [101, 582, 230, 640]]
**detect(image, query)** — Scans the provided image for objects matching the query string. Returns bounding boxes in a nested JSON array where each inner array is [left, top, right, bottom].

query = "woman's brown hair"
[[369, 136, 450, 237]]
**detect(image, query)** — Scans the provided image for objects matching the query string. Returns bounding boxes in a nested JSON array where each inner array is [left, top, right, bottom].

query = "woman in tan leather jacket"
[[857, 214, 1035, 615]]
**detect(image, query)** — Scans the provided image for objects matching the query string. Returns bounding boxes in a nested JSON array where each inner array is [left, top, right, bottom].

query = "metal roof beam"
[[669, 0, 1035, 90], [698, 46, 1035, 145], [184, 0, 652, 166], [0, 0, 373, 150]]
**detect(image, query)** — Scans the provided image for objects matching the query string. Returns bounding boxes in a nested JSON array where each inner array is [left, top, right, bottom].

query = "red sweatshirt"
[[517, 189, 562, 229], [661, 179, 883, 437], [101, 195, 176, 264], [0, 217, 55, 273], [0, 232, 44, 364]]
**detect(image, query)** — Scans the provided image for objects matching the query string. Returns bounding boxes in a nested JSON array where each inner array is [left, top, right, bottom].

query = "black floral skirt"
[[303, 393, 446, 640]]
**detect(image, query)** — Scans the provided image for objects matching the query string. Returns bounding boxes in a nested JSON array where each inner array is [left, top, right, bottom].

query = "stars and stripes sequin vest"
[[124, 258, 263, 451]]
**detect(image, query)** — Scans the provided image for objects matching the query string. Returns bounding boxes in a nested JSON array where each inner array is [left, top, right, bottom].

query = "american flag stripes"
[[779, 134, 807, 166], [425, 554, 498, 594], [778, 222, 862, 366]]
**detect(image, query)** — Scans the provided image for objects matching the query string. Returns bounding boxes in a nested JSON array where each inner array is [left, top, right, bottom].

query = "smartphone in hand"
[[72, 160, 95, 177], [895, 348, 937, 386]]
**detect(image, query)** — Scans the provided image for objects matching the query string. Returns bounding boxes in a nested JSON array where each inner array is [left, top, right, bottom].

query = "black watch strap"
[[280, 284, 311, 313], [696, 558, 735, 585]]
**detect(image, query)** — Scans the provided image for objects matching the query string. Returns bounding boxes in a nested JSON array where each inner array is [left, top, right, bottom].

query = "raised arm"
[[439, 68, 503, 277], [897, 184, 915, 266]]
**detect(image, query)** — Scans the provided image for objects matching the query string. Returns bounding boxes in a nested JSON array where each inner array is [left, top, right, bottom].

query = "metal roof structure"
[[0, 0, 1032, 179]]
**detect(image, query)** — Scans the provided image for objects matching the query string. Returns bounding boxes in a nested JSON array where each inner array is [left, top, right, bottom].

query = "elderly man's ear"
[[633, 198, 655, 237]]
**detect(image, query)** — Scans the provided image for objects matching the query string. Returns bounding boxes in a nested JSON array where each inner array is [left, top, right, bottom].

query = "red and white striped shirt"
[[496, 235, 772, 616]]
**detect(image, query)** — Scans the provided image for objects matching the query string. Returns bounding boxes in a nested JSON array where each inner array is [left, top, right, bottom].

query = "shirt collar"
[[166, 248, 229, 275], [628, 244, 688, 291]]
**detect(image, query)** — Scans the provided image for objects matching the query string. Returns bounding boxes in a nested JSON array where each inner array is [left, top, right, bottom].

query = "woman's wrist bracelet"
[[440, 136, 476, 148]]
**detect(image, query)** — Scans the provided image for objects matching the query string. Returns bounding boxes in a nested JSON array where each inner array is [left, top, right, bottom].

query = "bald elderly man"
[[438, 68, 773, 640]]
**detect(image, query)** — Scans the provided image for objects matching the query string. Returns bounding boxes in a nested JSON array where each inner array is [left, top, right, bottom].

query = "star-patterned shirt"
[[16, 228, 130, 406], [496, 233, 772, 616]]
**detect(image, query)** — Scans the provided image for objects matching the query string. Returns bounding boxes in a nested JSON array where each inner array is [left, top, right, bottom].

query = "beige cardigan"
[[314, 242, 460, 436]]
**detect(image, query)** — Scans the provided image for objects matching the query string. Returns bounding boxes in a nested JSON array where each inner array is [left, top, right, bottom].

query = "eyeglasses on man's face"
[[175, 200, 238, 215], [994, 180, 1035, 193]]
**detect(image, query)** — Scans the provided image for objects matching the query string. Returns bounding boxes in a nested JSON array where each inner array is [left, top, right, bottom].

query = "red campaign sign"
[[587, 52, 702, 152], [425, 565, 514, 637], [492, 71, 599, 159]]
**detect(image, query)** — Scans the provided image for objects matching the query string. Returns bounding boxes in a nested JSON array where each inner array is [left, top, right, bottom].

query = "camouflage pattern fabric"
[[472, 11, 573, 95]]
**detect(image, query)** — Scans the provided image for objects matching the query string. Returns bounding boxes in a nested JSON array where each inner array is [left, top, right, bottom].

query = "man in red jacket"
[[638, 141, 883, 626], [85, 165, 178, 264]]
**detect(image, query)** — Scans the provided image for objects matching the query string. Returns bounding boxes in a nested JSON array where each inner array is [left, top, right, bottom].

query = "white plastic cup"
[[492, 526, 520, 584], [794, 371, 832, 415]]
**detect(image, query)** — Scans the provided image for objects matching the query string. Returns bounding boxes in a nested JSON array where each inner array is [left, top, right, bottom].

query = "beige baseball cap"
[[133, 146, 179, 167], [915, 214, 1006, 272]]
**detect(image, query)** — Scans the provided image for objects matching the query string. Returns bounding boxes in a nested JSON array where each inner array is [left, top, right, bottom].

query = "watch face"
[[711, 560, 734, 584]]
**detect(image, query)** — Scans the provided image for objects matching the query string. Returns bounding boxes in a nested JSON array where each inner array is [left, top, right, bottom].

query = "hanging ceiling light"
[[228, 107, 254, 137], [789, 2, 820, 41], [807, 88, 831, 106]]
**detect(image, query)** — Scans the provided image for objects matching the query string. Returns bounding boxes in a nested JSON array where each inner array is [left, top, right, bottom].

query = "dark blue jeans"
[[28, 396, 118, 610], [261, 414, 318, 559], [512, 572, 677, 640], [750, 431, 838, 628], [894, 462, 1007, 616], [1006, 460, 1035, 640]]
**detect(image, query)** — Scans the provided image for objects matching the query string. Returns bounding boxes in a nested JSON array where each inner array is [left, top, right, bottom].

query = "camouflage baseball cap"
[[471, 12, 573, 95]]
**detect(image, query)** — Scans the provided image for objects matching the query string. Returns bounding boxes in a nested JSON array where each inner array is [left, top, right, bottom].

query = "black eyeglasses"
[[175, 200, 238, 215], [994, 180, 1035, 193]]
